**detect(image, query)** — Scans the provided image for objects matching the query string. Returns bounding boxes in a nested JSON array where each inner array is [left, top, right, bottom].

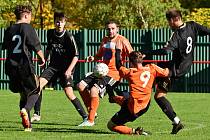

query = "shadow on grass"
[[0, 120, 114, 134], [34, 127, 113, 134]]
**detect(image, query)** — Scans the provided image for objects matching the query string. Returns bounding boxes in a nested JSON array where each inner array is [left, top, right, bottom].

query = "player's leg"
[[19, 74, 40, 131], [154, 77, 184, 134], [23, 74, 41, 111], [105, 78, 119, 101], [107, 101, 150, 135], [64, 86, 87, 120], [77, 81, 91, 111], [77, 73, 95, 112], [31, 91, 42, 122], [61, 73, 87, 120], [78, 85, 99, 126], [78, 76, 109, 126], [88, 86, 100, 124]]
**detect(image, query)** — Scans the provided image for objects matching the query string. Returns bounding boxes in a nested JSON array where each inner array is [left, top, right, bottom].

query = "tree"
[[185, 8, 210, 27], [179, 0, 210, 10]]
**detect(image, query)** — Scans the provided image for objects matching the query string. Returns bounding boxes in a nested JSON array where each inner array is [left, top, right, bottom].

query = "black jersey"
[[2, 23, 42, 74], [46, 29, 79, 70], [145, 21, 210, 77]]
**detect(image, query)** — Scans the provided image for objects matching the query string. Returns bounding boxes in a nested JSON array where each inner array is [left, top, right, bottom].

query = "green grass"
[[0, 90, 210, 140]]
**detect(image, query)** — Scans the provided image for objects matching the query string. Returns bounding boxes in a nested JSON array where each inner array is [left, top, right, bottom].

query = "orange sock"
[[113, 95, 125, 106], [112, 125, 133, 134], [80, 90, 91, 111], [88, 97, 99, 123]]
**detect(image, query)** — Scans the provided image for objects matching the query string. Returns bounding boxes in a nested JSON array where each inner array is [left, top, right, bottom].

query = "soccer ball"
[[93, 63, 109, 77]]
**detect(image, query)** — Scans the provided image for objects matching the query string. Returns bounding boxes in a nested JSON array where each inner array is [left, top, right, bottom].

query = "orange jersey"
[[95, 34, 133, 81], [119, 64, 169, 114]]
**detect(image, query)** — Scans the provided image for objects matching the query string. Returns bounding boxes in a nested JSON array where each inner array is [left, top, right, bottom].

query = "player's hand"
[[86, 56, 94, 62], [38, 58, 45, 67], [65, 69, 72, 79]]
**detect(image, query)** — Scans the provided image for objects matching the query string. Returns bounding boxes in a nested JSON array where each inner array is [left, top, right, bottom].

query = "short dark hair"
[[166, 8, 182, 20], [105, 19, 119, 27], [129, 51, 144, 65], [54, 12, 66, 21], [14, 5, 32, 20]]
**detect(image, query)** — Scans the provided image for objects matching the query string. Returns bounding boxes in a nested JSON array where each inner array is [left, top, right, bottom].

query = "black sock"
[[24, 93, 40, 112], [155, 96, 176, 121], [34, 91, 42, 115], [71, 98, 87, 119], [19, 93, 27, 110]]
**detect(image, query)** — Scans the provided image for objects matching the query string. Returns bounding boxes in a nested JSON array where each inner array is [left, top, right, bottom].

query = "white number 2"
[[12, 35, 22, 54], [140, 71, 151, 88], [186, 37, 192, 54]]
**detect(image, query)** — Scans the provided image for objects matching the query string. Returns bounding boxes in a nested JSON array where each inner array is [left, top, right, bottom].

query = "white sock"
[[173, 116, 180, 124]]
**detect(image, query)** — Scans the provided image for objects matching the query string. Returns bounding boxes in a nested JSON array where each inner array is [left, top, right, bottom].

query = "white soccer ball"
[[93, 63, 109, 77]]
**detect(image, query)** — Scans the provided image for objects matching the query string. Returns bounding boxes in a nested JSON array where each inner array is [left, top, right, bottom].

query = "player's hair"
[[105, 19, 119, 28], [166, 8, 182, 20], [54, 12, 66, 21], [14, 5, 32, 20], [129, 51, 144, 66]]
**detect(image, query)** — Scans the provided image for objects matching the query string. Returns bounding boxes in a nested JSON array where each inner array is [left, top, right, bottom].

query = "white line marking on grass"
[[155, 122, 206, 134]]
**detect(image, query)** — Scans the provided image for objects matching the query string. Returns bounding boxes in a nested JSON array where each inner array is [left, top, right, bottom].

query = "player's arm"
[[115, 48, 130, 79], [65, 34, 79, 78], [141, 43, 173, 55], [86, 39, 105, 62], [0, 28, 9, 57], [141, 32, 177, 56], [26, 25, 45, 66], [151, 64, 169, 77], [192, 21, 210, 36], [123, 38, 133, 55], [37, 50, 45, 66], [115, 48, 123, 70], [45, 30, 53, 60], [1, 28, 10, 50]]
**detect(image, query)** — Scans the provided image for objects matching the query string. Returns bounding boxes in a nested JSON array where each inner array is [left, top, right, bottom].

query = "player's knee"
[[154, 91, 166, 99], [77, 82, 85, 92], [90, 86, 100, 97], [156, 77, 171, 94], [107, 120, 116, 131]]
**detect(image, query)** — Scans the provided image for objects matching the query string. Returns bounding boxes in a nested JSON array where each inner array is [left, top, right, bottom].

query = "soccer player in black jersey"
[[2, 5, 45, 131], [31, 12, 87, 123], [142, 8, 210, 134]]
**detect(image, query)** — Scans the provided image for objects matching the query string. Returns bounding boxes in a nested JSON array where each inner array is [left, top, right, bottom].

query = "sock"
[[34, 91, 42, 115], [155, 96, 176, 121], [71, 97, 87, 119], [173, 116, 180, 124], [88, 97, 99, 123], [112, 125, 133, 134], [79, 90, 91, 111], [24, 93, 40, 112], [19, 94, 27, 110]]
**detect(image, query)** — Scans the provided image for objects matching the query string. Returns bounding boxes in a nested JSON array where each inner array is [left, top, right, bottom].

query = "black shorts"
[[41, 67, 73, 88], [80, 72, 117, 96], [5, 61, 38, 94], [156, 61, 174, 92], [111, 100, 150, 125]]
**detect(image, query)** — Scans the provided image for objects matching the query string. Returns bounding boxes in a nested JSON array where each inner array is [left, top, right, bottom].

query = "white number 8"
[[12, 35, 22, 54], [186, 37, 192, 54], [140, 71, 151, 88]]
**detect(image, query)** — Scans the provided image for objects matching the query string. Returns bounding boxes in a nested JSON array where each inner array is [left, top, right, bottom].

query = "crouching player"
[[107, 50, 169, 135], [77, 63, 109, 126]]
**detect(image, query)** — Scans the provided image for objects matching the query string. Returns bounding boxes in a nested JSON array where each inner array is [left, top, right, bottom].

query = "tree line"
[[0, 0, 210, 29]]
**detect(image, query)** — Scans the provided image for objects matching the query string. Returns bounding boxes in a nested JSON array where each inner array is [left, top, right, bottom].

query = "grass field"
[[0, 90, 210, 140]]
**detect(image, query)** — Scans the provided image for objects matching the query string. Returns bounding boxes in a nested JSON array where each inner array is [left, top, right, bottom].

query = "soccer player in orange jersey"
[[107, 50, 169, 135], [77, 20, 133, 126]]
